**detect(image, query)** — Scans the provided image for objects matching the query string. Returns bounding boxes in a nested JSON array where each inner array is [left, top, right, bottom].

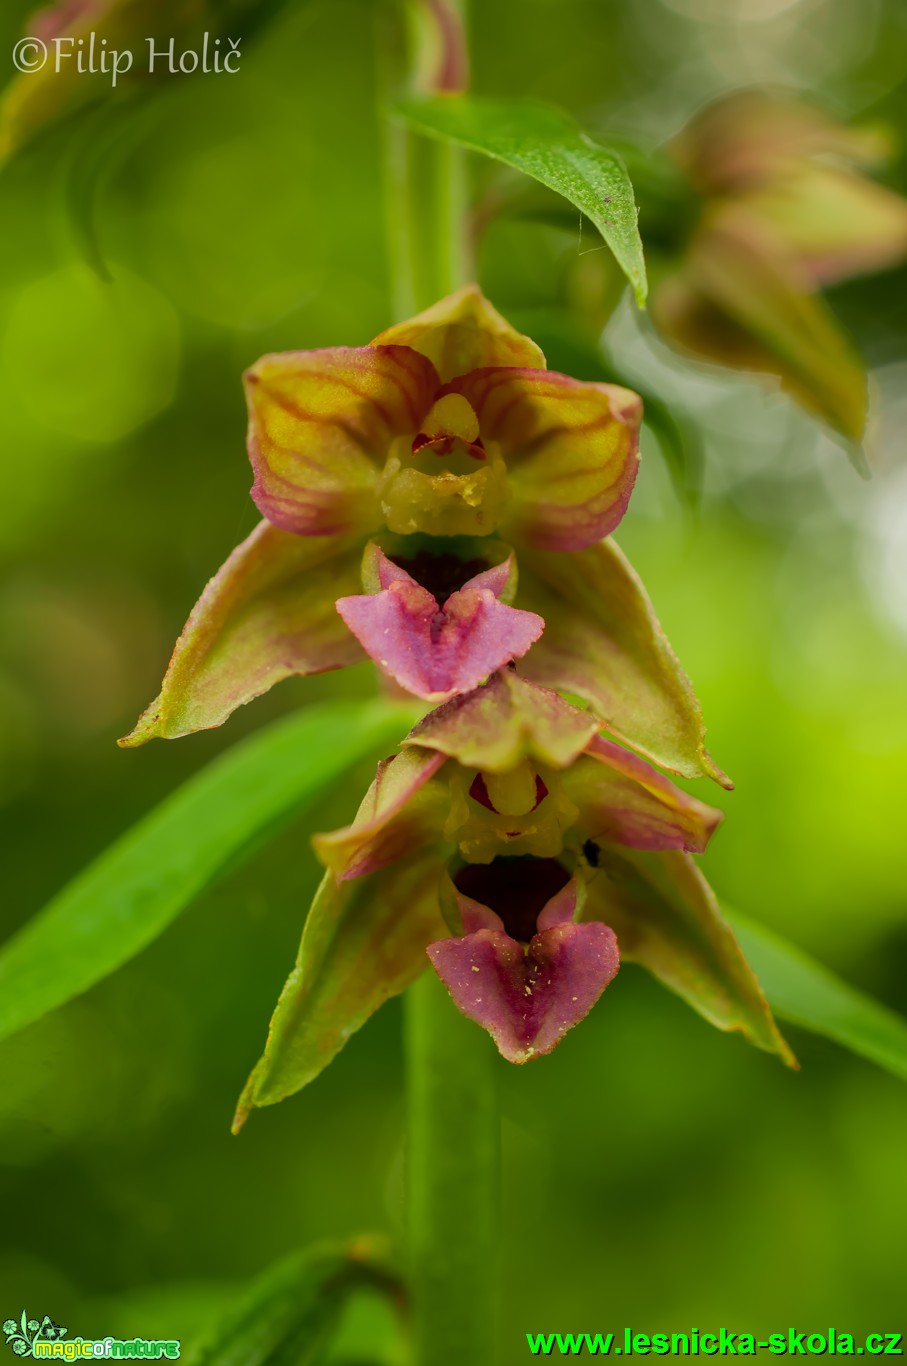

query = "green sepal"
[[582, 846, 795, 1065], [404, 670, 600, 773], [517, 538, 732, 788], [235, 856, 447, 1124]]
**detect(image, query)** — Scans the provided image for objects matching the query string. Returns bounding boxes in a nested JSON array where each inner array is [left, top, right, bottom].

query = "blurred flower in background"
[[0, 0, 203, 161], [0, 0, 285, 162], [650, 89, 907, 442]]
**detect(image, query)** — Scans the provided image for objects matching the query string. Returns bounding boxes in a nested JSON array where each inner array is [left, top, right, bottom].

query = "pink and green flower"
[[236, 672, 791, 1118], [122, 286, 725, 788]]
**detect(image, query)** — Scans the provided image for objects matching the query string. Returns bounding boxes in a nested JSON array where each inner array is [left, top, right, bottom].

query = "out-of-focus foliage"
[[1, 0, 906, 1361], [0, 700, 419, 1044]]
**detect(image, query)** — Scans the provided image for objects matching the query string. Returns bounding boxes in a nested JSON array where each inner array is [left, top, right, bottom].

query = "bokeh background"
[[1, 0, 906, 1361]]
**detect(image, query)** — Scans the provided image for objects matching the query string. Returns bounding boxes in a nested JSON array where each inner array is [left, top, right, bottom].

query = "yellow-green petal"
[[449, 367, 641, 550], [371, 284, 545, 383], [245, 344, 440, 536], [313, 748, 449, 881]]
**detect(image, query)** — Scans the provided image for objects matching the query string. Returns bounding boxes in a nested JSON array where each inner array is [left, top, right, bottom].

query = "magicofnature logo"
[[2, 1316, 179, 1360], [2, 1315, 67, 1358]]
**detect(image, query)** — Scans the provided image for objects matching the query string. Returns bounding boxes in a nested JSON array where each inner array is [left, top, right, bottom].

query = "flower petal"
[[580, 846, 795, 1064], [741, 167, 907, 288], [335, 548, 544, 702], [234, 856, 447, 1124], [313, 747, 449, 882], [245, 345, 440, 535], [448, 368, 641, 550], [655, 208, 867, 441], [670, 89, 886, 196], [404, 670, 600, 773], [371, 283, 545, 382], [565, 736, 724, 853], [515, 539, 732, 787], [429, 870, 619, 1062], [120, 522, 364, 746]]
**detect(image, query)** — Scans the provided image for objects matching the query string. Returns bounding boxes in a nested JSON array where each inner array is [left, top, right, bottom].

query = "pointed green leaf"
[[395, 95, 647, 305], [191, 1239, 400, 1366], [0, 699, 419, 1045], [724, 907, 907, 1084]]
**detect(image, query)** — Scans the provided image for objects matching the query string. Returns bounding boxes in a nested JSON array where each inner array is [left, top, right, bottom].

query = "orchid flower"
[[236, 672, 791, 1119], [122, 286, 726, 788]]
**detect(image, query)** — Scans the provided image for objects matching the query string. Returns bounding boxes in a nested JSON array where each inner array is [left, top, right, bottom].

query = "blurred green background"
[[1, 0, 906, 1361]]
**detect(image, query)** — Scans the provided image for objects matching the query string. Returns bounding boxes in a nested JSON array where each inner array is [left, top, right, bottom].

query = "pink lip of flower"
[[335, 544, 544, 703], [428, 857, 620, 1064]]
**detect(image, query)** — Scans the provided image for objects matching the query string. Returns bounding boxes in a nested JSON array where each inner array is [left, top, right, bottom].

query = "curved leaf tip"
[[395, 94, 648, 306]]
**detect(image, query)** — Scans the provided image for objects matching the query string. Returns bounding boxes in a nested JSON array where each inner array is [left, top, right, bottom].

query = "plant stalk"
[[376, 6, 499, 1361], [404, 970, 500, 1366], [377, 0, 471, 317]]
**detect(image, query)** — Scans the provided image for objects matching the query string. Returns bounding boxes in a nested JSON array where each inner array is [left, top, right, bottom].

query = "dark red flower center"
[[454, 856, 571, 944], [393, 551, 489, 605]]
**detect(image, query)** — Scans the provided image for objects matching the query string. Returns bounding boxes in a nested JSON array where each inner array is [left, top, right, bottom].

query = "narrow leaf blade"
[[724, 907, 907, 1083], [0, 699, 418, 1044], [395, 95, 647, 305], [191, 1239, 399, 1366]]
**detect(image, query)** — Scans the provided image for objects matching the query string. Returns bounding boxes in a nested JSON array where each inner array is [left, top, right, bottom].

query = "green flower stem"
[[377, 0, 471, 316], [404, 969, 501, 1366], [376, 6, 500, 1361]]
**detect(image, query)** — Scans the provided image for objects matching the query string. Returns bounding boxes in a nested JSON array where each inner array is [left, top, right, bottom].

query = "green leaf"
[[724, 907, 907, 1084], [0, 699, 419, 1045], [189, 1240, 400, 1366], [395, 95, 647, 306]]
